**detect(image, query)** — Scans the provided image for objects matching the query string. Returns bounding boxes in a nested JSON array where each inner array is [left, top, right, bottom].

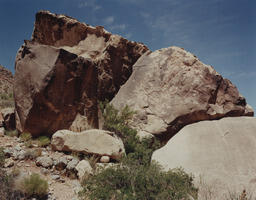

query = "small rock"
[[54, 157, 68, 171], [17, 150, 26, 160], [100, 156, 110, 163], [40, 168, 49, 175], [5, 143, 12, 147], [66, 158, 79, 171], [36, 156, 53, 168], [66, 155, 74, 161], [58, 178, 65, 183], [3, 148, 14, 157], [75, 160, 93, 180], [51, 174, 60, 180], [14, 146, 22, 151], [41, 151, 48, 156], [46, 146, 51, 151], [4, 158, 14, 168]]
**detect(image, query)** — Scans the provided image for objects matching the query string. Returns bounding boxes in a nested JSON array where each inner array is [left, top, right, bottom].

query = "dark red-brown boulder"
[[14, 11, 149, 136]]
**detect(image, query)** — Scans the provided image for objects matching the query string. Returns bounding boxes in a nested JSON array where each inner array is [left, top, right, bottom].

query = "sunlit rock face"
[[111, 46, 254, 142], [152, 117, 256, 199]]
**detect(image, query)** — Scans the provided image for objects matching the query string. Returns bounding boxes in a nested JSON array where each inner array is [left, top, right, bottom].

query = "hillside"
[[0, 65, 14, 108]]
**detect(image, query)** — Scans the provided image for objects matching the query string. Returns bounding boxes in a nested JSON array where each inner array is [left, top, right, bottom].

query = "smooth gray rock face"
[[51, 129, 125, 159], [14, 11, 148, 137], [111, 46, 254, 142], [152, 117, 256, 199]]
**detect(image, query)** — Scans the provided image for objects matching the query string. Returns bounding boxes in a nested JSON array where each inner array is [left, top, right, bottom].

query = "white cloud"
[[78, 0, 101, 11], [104, 16, 115, 25], [124, 33, 132, 39], [110, 24, 126, 31]]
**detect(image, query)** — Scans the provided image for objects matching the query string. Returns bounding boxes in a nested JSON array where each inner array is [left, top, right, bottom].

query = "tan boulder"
[[152, 117, 256, 199], [111, 46, 253, 142], [75, 160, 93, 180], [14, 11, 149, 136], [51, 129, 125, 159]]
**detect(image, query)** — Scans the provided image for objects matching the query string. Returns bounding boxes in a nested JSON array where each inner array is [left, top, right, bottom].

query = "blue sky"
[[0, 0, 255, 111]]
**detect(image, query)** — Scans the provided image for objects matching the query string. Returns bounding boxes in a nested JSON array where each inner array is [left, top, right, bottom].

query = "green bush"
[[0, 169, 23, 200], [24, 149, 42, 160], [100, 101, 160, 165], [4, 129, 18, 137], [0, 149, 23, 199], [37, 136, 51, 147], [79, 103, 198, 200], [20, 173, 48, 198], [20, 132, 32, 142], [80, 161, 198, 200]]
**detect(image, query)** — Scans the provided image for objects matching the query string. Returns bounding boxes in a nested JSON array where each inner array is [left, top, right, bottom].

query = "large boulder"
[[111, 46, 254, 141], [51, 129, 125, 160], [152, 117, 256, 199], [14, 10, 149, 136]]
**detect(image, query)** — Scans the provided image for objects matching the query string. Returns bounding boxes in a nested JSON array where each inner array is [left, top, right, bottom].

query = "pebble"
[[51, 175, 60, 180]]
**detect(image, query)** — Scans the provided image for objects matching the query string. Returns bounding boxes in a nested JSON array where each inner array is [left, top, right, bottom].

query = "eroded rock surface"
[[111, 46, 254, 141], [1, 107, 15, 130], [14, 10, 149, 136], [51, 129, 125, 159], [152, 117, 256, 199]]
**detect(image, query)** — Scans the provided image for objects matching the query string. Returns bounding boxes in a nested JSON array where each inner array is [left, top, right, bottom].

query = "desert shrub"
[[100, 101, 160, 165], [24, 149, 42, 160], [4, 129, 18, 137], [19, 173, 48, 198], [20, 132, 34, 148], [79, 103, 198, 200], [20, 132, 32, 142], [0, 148, 23, 199], [36, 136, 51, 147], [0, 169, 23, 200], [80, 161, 197, 200]]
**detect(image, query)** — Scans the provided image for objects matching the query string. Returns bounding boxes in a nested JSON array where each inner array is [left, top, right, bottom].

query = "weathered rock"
[[75, 160, 93, 180], [51, 129, 125, 159], [36, 156, 53, 168], [111, 46, 254, 142], [152, 117, 256, 199], [14, 10, 149, 136], [66, 157, 79, 171], [1, 107, 15, 131], [100, 155, 110, 163], [54, 157, 68, 171], [4, 158, 14, 168]]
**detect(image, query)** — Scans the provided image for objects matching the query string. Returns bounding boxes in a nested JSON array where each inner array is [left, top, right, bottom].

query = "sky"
[[0, 0, 255, 111]]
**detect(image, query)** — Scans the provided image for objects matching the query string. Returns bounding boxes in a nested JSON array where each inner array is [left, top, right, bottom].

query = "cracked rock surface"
[[14, 10, 149, 136], [111, 46, 254, 142]]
